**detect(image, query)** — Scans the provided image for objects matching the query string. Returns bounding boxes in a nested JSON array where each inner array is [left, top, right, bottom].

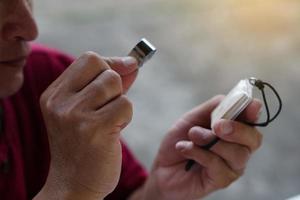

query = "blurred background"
[[35, 0, 300, 199]]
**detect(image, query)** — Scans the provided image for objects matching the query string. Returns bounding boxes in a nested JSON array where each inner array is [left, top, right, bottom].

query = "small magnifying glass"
[[128, 38, 157, 67]]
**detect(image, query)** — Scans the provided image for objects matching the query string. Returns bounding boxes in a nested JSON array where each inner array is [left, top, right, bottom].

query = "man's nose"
[[2, 0, 38, 42]]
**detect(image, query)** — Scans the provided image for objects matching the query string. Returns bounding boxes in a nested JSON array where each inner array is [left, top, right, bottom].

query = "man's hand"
[[35, 52, 138, 200], [134, 95, 263, 200]]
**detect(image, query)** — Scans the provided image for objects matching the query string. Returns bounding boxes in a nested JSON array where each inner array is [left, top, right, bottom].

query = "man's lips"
[[0, 56, 28, 67]]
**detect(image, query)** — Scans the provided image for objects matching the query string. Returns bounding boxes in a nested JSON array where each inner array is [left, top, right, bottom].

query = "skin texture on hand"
[[136, 95, 263, 200], [35, 52, 138, 200]]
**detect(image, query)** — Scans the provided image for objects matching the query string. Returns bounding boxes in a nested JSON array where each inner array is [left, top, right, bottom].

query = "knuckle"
[[229, 171, 240, 183], [90, 78, 109, 100], [92, 70, 122, 100], [39, 91, 49, 108], [225, 172, 239, 188], [104, 69, 122, 84], [218, 171, 239, 189], [234, 146, 251, 170], [56, 105, 83, 128], [40, 91, 57, 115], [119, 96, 133, 113], [117, 96, 133, 122], [83, 51, 100, 60], [56, 107, 72, 122], [239, 146, 251, 161], [103, 70, 122, 91], [40, 93, 79, 124], [82, 51, 103, 67], [53, 103, 73, 121], [102, 57, 113, 66], [254, 131, 263, 150], [98, 96, 133, 123]]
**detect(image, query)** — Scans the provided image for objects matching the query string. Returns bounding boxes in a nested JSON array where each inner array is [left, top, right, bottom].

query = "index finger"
[[103, 57, 138, 76], [50, 51, 110, 92], [213, 119, 263, 152], [237, 98, 262, 123], [103, 57, 139, 93]]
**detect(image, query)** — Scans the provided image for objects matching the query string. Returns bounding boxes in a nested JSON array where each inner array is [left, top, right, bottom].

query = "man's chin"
[[0, 74, 24, 98]]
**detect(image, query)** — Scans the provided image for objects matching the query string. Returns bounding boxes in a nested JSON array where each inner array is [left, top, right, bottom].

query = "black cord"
[[246, 79, 282, 127], [185, 138, 220, 171], [185, 78, 282, 171]]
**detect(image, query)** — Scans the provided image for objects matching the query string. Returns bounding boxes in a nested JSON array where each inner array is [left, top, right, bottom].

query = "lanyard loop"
[[246, 78, 282, 127]]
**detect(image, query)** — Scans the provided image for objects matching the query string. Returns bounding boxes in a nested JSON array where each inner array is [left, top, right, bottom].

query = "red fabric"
[[0, 44, 147, 200]]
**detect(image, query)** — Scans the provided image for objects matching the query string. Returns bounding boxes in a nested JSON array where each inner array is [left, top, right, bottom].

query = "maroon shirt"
[[0, 44, 147, 199]]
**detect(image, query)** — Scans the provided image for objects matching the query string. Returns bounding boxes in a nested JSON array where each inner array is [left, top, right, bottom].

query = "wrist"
[[34, 166, 106, 200], [131, 169, 205, 200], [34, 185, 105, 200], [129, 173, 166, 200]]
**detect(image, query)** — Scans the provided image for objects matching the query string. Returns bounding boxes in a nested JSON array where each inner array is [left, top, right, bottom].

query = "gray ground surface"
[[35, 1, 300, 199]]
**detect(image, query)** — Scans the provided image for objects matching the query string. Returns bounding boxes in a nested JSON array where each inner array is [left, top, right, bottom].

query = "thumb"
[[103, 56, 138, 76], [182, 95, 225, 128], [103, 56, 139, 93]]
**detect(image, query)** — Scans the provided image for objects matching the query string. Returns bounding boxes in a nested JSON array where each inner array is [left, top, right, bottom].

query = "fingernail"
[[220, 121, 233, 135], [175, 141, 192, 151], [121, 57, 137, 67]]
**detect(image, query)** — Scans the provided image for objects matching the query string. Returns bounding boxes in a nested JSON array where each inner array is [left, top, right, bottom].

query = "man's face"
[[0, 0, 38, 98]]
